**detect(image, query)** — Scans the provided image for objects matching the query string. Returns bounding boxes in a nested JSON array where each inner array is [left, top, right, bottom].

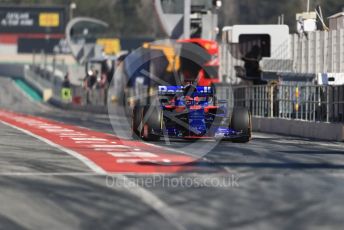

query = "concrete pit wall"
[[253, 117, 344, 142]]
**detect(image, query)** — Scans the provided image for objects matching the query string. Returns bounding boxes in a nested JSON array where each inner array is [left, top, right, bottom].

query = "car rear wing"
[[158, 86, 213, 96]]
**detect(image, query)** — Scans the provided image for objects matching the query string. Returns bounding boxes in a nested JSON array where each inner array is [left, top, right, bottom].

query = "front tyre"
[[231, 107, 252, 143], [132, 106, 143, 139]]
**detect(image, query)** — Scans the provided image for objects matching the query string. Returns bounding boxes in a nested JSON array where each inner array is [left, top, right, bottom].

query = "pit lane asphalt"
[[0, 76, 344, 230]]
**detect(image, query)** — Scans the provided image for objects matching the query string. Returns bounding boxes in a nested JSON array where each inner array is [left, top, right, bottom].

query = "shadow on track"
[[138, 161, 344, 170]]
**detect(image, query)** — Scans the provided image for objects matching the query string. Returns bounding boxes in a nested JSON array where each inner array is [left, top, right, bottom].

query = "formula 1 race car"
[[132, 85, 252, 143]]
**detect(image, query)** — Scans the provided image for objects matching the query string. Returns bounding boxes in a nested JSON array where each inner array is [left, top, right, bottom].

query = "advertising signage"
[[0, 6, 66, 34]]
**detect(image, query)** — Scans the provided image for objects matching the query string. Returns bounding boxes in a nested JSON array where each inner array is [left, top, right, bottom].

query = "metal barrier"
[[214, 83, 344, 123], [25, 61, 344, 123], [83, 88, 108, 106], [26, 65, 108, 107]]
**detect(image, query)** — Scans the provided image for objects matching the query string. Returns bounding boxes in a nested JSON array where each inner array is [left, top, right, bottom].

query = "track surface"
[[0, 76, 344, 230]]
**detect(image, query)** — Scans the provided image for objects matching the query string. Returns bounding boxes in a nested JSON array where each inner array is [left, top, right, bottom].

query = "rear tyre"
[[231, 107, 252, 143]]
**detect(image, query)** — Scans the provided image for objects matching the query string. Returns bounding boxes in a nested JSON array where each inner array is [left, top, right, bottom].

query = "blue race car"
[[132, 84, 251, 143]]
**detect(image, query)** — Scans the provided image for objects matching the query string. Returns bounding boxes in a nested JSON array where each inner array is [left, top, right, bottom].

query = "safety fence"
[[25, 53, 344, 123], [215, 83, 344, 123], [122, 82, 344, 124]]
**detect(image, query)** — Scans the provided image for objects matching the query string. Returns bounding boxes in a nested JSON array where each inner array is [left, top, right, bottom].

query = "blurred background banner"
[[0, 6, 66, 33], [0, 5, 67, 54]]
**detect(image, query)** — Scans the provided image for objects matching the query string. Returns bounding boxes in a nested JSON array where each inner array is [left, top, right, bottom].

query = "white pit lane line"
[[0, 120, 106, 174], [0, 120, 188, 230]]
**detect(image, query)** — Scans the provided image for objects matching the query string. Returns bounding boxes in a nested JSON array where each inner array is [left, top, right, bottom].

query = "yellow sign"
[[143, 43, 180, 72], [96, 39, 121, 55], [39, 13, 60, 27], [61, 88, 72, 102]]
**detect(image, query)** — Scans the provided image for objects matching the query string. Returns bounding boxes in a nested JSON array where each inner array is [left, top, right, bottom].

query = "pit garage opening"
[[239, 34, 271, 82]]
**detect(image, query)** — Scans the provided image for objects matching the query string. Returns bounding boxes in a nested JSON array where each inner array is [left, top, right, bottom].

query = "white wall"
[[221, 26, 344, 84], [290, 29, 344, 73], [0, 44, 17, 55]]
